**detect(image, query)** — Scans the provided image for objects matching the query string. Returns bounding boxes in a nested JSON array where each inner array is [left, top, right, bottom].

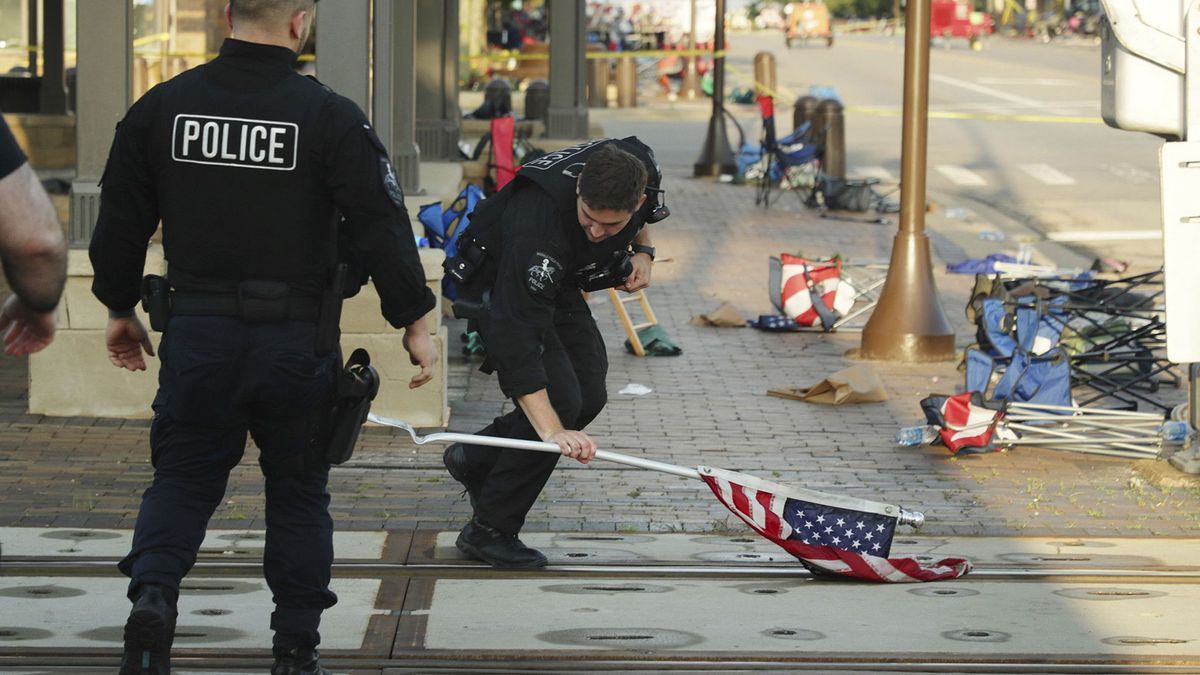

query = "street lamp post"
[[693, 0, 737, 177], [859, 0, 956, 362]]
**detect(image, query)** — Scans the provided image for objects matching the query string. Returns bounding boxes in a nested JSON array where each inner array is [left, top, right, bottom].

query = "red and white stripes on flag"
[[700, 466, 972, 583], [921, 392, 1018, 454], [779, 255, 854, 327]]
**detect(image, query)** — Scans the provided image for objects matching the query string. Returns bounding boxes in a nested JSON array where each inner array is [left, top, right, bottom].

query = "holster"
[[140, 275, 172, 332], [313, 348, 380, 465]]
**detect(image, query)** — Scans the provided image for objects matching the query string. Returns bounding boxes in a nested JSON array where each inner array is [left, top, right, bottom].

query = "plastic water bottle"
[[896, 425, 939, 447], [1160, 421, 1191, 443]]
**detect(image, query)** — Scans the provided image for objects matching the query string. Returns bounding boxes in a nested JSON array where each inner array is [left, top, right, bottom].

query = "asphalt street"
[[598, 31, 1166, 271]]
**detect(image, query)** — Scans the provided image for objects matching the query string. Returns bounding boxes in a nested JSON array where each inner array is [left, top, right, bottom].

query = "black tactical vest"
[[143, 51, 337, 294]]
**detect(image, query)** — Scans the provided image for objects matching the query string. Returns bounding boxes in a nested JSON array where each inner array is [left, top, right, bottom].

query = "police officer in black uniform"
[[88, 2, 437, 673], [443, 138, 666, 569]]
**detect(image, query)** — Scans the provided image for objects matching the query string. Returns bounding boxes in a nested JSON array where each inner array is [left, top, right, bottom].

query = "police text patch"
[[526, 251, 564, 297], [172, 114, 297, 171]]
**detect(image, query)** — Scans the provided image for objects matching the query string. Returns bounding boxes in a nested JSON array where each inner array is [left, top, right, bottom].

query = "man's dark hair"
[[578, 144, 648, 213], [230, 0, 316, 23]]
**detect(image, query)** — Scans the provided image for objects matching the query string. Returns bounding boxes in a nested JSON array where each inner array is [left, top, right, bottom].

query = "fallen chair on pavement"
[[910, 393, 1188, 460], [766, 255, 888, 332], [964, 271, 1180, 412]]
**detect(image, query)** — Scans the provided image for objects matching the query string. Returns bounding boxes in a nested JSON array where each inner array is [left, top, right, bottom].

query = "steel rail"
[[2, 558, 1198, 579], [3, 652, 1200, 673]]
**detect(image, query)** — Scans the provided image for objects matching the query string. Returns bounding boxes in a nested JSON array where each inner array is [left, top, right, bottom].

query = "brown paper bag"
[[689, 301, 746, 327], [768, 363, 889, 405]]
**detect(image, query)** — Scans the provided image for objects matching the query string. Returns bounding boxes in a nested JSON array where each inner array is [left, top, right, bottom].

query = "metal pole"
[[693, 0, 737, 177], [858, 0, 956, 362], [26, 0, 37, 76], [681, 0, 701, 99], [368, 413, 927, 528]]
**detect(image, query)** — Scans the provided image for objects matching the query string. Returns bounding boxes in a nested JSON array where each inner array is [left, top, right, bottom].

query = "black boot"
[[443, 443, 483, 508], [455, 517, 547, 569], [271, 645, 331, 675], [118, 584, 177, 675]]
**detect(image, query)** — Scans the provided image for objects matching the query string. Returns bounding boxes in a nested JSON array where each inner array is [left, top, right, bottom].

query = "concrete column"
[[315, 0, 371, 113], [374, 0, 420, 194], [547, 0, 589, 139], [39, 0, 67, 114], [414, 0, 461, 160], [70, 0, 133, 246]]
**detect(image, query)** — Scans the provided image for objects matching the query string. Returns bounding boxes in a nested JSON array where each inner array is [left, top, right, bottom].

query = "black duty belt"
[[170, 292, 321, 322]]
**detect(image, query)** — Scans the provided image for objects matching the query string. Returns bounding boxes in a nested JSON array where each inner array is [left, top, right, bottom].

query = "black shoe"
[[271, 646, 331, 675], [443, 443, 483, 508], [118, 584, 176, 675], [455, 518, 547, 569]]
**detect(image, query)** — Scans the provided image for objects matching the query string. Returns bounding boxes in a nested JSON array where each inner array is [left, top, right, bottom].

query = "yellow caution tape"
[[847, 106, 1103, 124]]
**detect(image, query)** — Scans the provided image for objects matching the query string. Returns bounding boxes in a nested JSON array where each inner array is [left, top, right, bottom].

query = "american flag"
[[700, 466, 971, 583]]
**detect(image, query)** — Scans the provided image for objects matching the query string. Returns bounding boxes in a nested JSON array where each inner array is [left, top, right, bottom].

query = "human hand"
[[402, 327, 438, 388], [546, 428, 596, 464], [617, 252, 653, 293], [0, 295, 57, 356], [105, 316, 155, 371]]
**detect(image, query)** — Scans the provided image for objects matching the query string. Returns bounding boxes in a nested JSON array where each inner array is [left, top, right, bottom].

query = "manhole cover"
[[0, 627, 54, 641], [79, 624, 246, 644], [545, 548, 643, 563], [732, 582, 799, 596], [942, 629, 1011, 643], [540, 583, 673, 595], [39, 530, 122, 541], [999, 553, 1158, 567], [762, 627, 824, 641], [178, 580, 263, 595], [556, 534, 653, 545], [538, 627, 704, 649], [1102, 636, 1190, 646], [0, 585, 86, 599], [694, 550, 791, 563], [192, 608, 233, 616], [1055, 587, 1167, 601], [909, 587, 981, 598], [215, 532, 265, 541]]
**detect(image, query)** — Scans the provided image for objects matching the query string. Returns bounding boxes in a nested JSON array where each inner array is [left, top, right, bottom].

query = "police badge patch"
[[526, 251, 564, 297], [380, 157, 405, 209]]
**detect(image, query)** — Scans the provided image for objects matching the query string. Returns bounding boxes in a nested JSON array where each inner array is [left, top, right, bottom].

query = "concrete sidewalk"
[[0, 162, 1196, 540]]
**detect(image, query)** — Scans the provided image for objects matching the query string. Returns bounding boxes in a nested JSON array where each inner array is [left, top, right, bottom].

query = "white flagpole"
[[367, 414, 927, 528]]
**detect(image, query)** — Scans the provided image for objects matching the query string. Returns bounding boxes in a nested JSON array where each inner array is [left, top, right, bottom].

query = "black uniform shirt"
[[0, 114, 27, 180], [89, 39, 435, 328], [486, 183, 640, 398]]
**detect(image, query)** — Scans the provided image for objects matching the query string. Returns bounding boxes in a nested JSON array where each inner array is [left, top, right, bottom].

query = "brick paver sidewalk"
[[0, 169, 1197, 538]]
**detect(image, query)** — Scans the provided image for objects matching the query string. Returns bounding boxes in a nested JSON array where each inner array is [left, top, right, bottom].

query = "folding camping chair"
[[965, 277, 1180, 412], [754, 95, 820, 209], [767, 255, 888, 332]]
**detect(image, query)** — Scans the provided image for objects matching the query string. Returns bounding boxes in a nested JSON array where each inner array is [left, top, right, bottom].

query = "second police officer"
[[443, 137, 669, 569], [87, 1, 437, 673]]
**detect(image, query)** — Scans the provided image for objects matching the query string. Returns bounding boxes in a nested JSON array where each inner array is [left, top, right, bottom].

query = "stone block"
[[29, 330, 160, 418], [343, 326, 449, 428], [61, 246, 166, 330], [342, 248, 444, 334]]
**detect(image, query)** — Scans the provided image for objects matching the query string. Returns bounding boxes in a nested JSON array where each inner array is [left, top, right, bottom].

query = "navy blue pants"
[[462, 299, 608, 534], [118, 316, 339, 648]]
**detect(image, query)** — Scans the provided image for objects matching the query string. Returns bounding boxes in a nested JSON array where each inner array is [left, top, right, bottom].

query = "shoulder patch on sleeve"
[[380, 156, 405, 209], [525, 251, 565, 298]]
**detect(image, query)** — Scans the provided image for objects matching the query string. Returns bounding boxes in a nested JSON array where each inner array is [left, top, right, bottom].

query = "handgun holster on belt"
[[316, 348, 380, 465]]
